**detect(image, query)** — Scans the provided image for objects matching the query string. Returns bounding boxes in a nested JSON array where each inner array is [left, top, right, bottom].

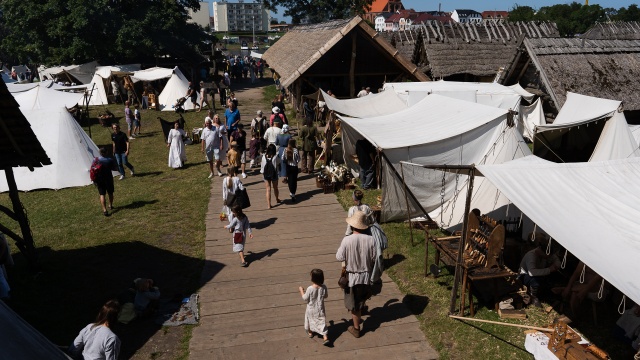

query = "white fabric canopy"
[[340, 94, 530, 224], [94, 64, 141, 78], [590, 111, 640, 161], [321, 89, 407, 118], [0, 108, 115, 192], [541, 92, 620, 129], [250, 51, 263, 59], [477, 156, 640, 305], [517, 98, 545, 142], [507, 83, 536, 103], [87, 74, 109, 106], [12, 84, 84, 109], [384, 80, 523, 110], [159, 67, 200, 111], [629, 125, 640, 145], [130, 67, 174, 82]]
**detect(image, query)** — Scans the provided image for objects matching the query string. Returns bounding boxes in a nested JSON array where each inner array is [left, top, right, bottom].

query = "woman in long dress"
[[167, 121, 186, 168]]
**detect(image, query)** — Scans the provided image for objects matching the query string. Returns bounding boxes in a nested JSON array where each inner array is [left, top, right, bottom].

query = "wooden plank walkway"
[[189, 171, 438, 359]]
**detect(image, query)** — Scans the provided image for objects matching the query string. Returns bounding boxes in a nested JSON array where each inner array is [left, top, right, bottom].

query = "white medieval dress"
[[302, 284, 328, 335], [168, 128, 187, 168]]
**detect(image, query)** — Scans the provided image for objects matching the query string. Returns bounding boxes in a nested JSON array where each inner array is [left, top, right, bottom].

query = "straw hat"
[[346, 210, 370, 230]]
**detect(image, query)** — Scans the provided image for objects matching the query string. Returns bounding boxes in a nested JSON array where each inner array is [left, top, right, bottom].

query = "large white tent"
[[88, 64, 141, 106], [130, 66, 174, 82], [383, 80, 533, 109], [11, 83, 85, 109], [534, 92, 639, 162], [320, 89, 408, 118], [158, 67, 201, 111], [340, 94, 530, 225], [477, 156, 640, 305], [0, 107, 114, 192]]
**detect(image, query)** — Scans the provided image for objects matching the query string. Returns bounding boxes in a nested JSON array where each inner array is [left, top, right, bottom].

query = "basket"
[[316, 177, 325, 188], [323, 183, 335, 194]]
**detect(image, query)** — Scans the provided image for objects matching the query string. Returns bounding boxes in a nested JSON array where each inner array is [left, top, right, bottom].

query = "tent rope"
[[619, 295, 627, 315], [535, 134, 566, 163], [580, 263, 586, 284], [518, 212, 523, 228], [561, 249, 568, 269], [597, 279, 605, 300], [546, 238, 552, 255], [532, 224, 537, 242], [505, 202, 510, 217]]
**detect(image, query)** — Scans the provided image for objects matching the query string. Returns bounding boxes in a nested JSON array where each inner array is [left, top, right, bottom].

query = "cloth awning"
[[321, 89, 407, 118], [130, 67, 174, 82], [538, 92, 620, 131], [477, 156, 640, 305]]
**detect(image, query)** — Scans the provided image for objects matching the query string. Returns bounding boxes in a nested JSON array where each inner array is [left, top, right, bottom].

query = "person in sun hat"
[[336, 211, 376, 339], [270, 106, 286, 126]]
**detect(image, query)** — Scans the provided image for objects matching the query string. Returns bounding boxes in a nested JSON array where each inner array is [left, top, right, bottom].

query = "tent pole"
[[4, 167, 39, 272], [399, 162, 415, 246], [449, 168, 475, 315], [379, 152, 433, 222]]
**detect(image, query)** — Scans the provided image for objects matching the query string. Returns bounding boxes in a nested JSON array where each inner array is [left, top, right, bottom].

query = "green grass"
[[334, 186, 631, 359], [0, 103, 220, 357]]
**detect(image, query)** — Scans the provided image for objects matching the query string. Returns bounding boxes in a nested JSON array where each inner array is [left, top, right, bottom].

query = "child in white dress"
[[298, 269, 330, 346], [224, 205, 253, 267]]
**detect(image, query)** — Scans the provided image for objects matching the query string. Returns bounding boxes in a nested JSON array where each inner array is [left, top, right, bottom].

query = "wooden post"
[[350, 32, 356, 98], [4, 167, 38, 271], [449, 168, 475, 315]]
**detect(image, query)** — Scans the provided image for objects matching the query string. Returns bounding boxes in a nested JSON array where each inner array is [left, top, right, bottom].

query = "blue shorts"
[[206, 148, 220, 162]]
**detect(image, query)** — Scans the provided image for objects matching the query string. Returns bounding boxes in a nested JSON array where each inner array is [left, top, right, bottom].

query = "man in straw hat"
[[336, 211, 376, 338]]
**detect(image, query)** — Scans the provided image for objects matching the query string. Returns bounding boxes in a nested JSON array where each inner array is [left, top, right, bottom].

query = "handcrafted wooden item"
[[548, 321, 568, 354], [463, 213, 506, 268]]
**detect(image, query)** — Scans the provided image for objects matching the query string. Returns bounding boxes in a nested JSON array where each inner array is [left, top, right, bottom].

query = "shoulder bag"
[[338, 266, 348, 289]]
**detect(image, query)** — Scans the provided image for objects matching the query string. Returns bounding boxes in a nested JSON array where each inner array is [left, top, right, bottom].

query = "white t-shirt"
[[263, 127, 279, 145], [202, 126, 220, 151]]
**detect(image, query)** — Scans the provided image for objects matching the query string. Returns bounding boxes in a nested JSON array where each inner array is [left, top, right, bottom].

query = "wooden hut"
[[262, 16, 428, 111], [381, 21, 558, 82], [0, 78, 51, 269], [502, 28, 640, 121]]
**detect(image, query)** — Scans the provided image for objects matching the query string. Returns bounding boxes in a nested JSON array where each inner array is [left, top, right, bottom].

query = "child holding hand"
[[298, 269, 329, 346], [224, 205, 253, 267]]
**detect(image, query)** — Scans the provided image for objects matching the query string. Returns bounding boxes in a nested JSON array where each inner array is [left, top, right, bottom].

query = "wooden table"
[[431, 236, 518, 316]]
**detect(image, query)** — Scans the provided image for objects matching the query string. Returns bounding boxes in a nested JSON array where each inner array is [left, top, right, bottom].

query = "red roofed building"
[[364, 0, 405, 22], [482, 10, 509, 22]]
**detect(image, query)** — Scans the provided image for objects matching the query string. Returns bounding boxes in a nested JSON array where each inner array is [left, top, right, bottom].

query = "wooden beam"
[[5, 167, 38, 270], [350, 32, 357, 98]]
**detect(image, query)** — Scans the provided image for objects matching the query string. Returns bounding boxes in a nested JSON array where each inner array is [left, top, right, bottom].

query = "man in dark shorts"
[[336, 211, 376, 338], [111, 124, 135, 180], [94, 148, 117, 216], [186, 81, 198, 111]]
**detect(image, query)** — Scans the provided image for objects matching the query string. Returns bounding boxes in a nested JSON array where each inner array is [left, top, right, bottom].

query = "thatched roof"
[[0, 80, 51, 169], [582, 21, 640, 40], [263, 16, 428, 88], [381, 21, 558, 79], [516, 37, 640, 111]]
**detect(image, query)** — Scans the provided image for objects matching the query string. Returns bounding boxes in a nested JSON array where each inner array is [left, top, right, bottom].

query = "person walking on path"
[[282, 138, 300, 202], [224, 205, 253, 267], [111, 124, 134, 180], [222, 167, 244, 224], [299, 118, 319, 174], [231, 123, 248, 178], [93, 147, 117, 216], [225, 100, 241, 140], [261, 144, 280, 209], [299, 269, 330, 346], [167, 121, 186, 169], [124, 100, 135, 139], [201, 118, 221, 179], [275, 124, 291, 181], [214, 115, 230, 172], [336, 211, 376, 339], [264, 121, 280, 148]]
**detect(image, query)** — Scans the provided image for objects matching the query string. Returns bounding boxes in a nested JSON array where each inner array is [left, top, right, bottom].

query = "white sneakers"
[[119, 175, 124, 180], [242, 173, 247, 179], [218, 171, 223, 177], [130, 169, 134, 176], [208, 172, 214, 179]]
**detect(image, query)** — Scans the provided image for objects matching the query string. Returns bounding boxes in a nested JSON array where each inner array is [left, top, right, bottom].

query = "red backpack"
[[89, 157, 103, 182]]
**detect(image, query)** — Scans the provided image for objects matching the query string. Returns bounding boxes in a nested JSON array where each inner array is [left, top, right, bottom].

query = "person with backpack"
[[91, 147, 117, 216], [251, 110, 268, 153], [261, 144, 280, 209]]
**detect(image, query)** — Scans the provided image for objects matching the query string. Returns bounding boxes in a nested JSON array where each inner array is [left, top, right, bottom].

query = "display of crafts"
[[322, 161, 352, 183]]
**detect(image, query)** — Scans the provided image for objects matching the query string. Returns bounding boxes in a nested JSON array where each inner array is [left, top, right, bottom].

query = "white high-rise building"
[[213, 1, 270, 33], [188, 2, 211, 29]]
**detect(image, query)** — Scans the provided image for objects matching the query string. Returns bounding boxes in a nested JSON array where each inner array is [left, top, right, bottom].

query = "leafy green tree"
[[0, 0, 211, 65], [614, 4, 640, 21], [508, 4, 536, 22], [263, 0, 374, 24]]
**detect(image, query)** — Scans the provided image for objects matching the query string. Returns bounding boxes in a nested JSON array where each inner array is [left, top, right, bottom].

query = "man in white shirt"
[[201, 119, 221, 178], [336, 211, 376, 339], [263, 121, 281, 146]]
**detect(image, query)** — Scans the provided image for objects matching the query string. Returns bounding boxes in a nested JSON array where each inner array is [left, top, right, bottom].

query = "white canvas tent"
[[130, 66, 174, 82], [88, 64, 141, 106], [517, 98, 545, 142], [340, 94, 531, 225], [158, 67, 200, 111], [534, 92, 639, 162], [0, 107, 115, 192], [477, 155, 640, 305], [320, 89, 408, 118], [383, 80, 532, 110], [11, 84, 85, 109], [87, 74, 109, 106], [0, 300, 71, 359]]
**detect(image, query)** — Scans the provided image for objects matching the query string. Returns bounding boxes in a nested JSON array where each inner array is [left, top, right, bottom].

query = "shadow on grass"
[[131, 171, 163, 178], [118, 200, 159, 210], [450, 317, 529, 354], [384, 254, 406, 269], [8, 242, 222, 359], [252, 217, 277, 229]]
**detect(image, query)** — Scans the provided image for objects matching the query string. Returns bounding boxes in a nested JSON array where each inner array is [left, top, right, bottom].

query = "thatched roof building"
[[582, 21, 640, 40], [380, 21, 558, 81], [262, 16, 428, 109], [502, 36, 640, 119]]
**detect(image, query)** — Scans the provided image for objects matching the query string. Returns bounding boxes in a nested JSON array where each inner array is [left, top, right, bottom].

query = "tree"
[[614, 4, 640, 21], [263, 0, 374, 24], [0, 0, 212, 65], [508, 5, 536, 22], [270, 18, 279, 25]]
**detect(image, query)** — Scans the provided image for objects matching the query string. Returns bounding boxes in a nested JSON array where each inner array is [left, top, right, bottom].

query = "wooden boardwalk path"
[[189, 171, 438, 359]]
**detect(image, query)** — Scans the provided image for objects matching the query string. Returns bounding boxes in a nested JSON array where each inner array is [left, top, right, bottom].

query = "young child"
[[224, 205, 253, 267], [134, 278, 160, 318], [249, 131, 260, 169], [227, 142, 240, 174], [133, 104, 141, 136], [298, 269, 329, 346], [222, 167, 243, 223]]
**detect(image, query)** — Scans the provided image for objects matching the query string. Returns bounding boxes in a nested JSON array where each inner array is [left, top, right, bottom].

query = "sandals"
[[307, 332, 313, 338]]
